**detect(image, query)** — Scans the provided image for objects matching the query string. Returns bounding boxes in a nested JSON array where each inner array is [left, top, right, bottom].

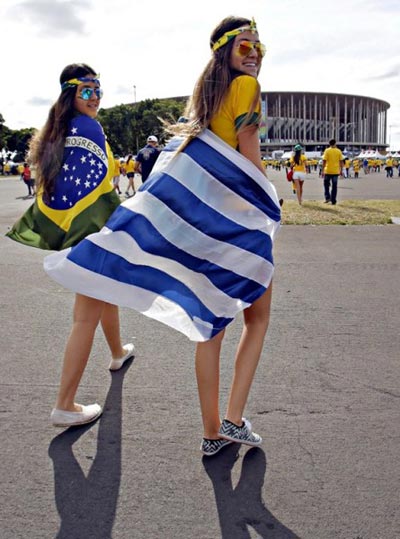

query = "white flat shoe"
[[108, 343, 135, 371], [51, 403, 102, 427]]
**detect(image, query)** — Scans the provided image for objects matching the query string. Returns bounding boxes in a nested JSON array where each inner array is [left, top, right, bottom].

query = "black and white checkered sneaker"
[[200, 438, 232, 456], [218, 417, 262, 446]]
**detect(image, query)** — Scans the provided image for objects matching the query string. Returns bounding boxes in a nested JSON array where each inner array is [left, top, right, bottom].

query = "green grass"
[[281, 200, 400, 225]]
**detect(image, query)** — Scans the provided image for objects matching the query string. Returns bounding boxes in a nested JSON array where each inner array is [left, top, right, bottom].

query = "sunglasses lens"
[[79, 87, 103, 100], [237, 41, 266, 58], [237, 41, 253, 57], [258, 43, 266, 58], [80, 88, 93, 100]]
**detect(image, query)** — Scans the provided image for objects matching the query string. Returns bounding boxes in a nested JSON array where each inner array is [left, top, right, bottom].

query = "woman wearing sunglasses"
[[7, 63, 134, 427], [177, 16, 276, 456]]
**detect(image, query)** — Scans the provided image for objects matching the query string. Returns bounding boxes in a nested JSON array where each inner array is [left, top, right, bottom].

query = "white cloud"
[[7, 0, 92, 36]]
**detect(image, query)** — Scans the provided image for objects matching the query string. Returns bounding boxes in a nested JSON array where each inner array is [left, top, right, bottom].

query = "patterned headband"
[[61, 75, 100, 91], [212, 18, 257, 52]]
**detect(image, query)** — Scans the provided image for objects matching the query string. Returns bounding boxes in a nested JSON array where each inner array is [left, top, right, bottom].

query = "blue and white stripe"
[[44, 129, 281, 341]]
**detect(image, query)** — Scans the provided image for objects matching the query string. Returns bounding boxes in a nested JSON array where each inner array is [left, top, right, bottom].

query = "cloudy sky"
[[1, 0, 400, 149]]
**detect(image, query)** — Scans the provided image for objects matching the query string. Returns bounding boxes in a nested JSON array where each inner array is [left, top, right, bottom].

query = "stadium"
[[259, 91, 390, 155]]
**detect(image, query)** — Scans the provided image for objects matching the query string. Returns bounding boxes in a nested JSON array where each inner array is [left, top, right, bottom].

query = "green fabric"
[[234, 111, 260, 131], [6, 191, 121, 251]]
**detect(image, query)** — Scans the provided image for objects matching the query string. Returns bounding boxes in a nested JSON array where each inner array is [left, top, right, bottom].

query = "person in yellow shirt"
[[385, 157, 393, 178], [352, 159, 360, 179], [290, 144, 307, 205], [322, 139, 344, 205], [344, 157, 351, 178], [112, 154, 122, 194], [124, 154, 136, 197]]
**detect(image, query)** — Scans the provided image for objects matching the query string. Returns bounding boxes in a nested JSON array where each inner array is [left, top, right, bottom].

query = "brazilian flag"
[[6, 114, 121, 250]]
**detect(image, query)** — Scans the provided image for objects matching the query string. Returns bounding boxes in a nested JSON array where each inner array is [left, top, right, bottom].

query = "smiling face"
[[73, 77, 102, 119], [229, 30, 263, 78]]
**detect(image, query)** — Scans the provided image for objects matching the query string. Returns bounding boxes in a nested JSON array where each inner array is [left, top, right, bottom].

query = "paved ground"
[[0, 174, 399, 539]]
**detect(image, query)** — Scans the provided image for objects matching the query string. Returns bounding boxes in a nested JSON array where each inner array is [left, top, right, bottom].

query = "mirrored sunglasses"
[[236, 40, 266, 58], [78, 87, 103, 100]]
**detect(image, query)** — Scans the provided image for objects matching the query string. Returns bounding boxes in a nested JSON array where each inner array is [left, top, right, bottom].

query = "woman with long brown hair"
[[8, 63, 134, 427]]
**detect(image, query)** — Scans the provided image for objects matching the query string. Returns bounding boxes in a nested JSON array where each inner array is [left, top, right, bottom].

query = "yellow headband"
[[212, 18, 257, 52]]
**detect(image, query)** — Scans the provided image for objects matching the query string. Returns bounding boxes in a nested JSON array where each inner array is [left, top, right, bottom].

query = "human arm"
[[237, 125, 265, 175], [134, 156, 142, 174]]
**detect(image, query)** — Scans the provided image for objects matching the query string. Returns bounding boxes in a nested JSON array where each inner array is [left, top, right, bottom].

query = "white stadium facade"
[[259, 91, 390, 155]]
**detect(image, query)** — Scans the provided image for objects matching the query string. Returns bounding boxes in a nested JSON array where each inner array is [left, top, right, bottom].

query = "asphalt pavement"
[[0, 172, 399, 539]]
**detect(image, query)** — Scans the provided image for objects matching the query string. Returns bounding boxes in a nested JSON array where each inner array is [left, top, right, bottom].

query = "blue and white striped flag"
[[44, 129, 281, 341]]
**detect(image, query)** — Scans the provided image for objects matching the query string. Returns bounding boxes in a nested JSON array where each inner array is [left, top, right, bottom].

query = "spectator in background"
[[343, 157, 351, 178], [322, 139, 343, 205], [290, 144, 307, 205], [21, 162, 35, 197], [135, 135, 160, 183], [112, 154, 122, 194], [385, 156, 393, 178], [124, 154, 136, 197], [352, 158, 360, 179]]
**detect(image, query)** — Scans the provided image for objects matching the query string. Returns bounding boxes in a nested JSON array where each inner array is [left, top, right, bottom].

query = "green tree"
[[0, 113, 12, 150], [98, 98, 185, 155], [4, 128, 36, 160]]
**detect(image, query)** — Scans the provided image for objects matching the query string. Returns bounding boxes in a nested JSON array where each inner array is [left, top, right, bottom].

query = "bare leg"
[[294, 179, 302, 204], [55, 294, 104, 411], [298, 180, 304, 204], [225, 284, 273, 425], [100, 303, 125, 359], [195, 329, 225, 438]]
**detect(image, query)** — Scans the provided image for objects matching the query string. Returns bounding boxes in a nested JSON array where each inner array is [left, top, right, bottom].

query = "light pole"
[[133, 85, 139, 153]]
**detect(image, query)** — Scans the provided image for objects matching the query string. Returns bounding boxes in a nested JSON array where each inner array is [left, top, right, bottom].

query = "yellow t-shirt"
[[113, 158, 121, 176], [290, 154, 307, 172], [322, 147, 343, 175], [210, 75, 260, 149], [124, 159, 135, 174]]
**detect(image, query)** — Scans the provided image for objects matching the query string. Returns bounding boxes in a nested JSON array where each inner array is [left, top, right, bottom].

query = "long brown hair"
[[28, 63, 97, 200], [167, 16, 261, 142]]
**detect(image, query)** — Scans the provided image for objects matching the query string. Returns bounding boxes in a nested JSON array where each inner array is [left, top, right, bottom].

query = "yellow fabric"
[[290, 154, 307, 172], [124, 159, 135, 173], [210, 75, 260, 149], [113, 157, 121, 176], [322, 147, 343, 175], [36, 141, 114, 232]]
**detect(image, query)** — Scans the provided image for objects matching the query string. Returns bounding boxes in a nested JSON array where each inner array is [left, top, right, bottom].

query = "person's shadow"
[[48, 357, 134, 539], [203, 445, 300, 539]]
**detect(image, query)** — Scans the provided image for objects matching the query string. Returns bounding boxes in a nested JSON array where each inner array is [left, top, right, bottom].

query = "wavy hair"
[[293, 149, 302, 165], [166, 16, 261, 142], [28, 63, 97, 201]]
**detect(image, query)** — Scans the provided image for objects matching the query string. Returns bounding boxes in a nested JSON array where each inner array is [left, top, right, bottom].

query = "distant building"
[[259, 91, 389, 154]]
